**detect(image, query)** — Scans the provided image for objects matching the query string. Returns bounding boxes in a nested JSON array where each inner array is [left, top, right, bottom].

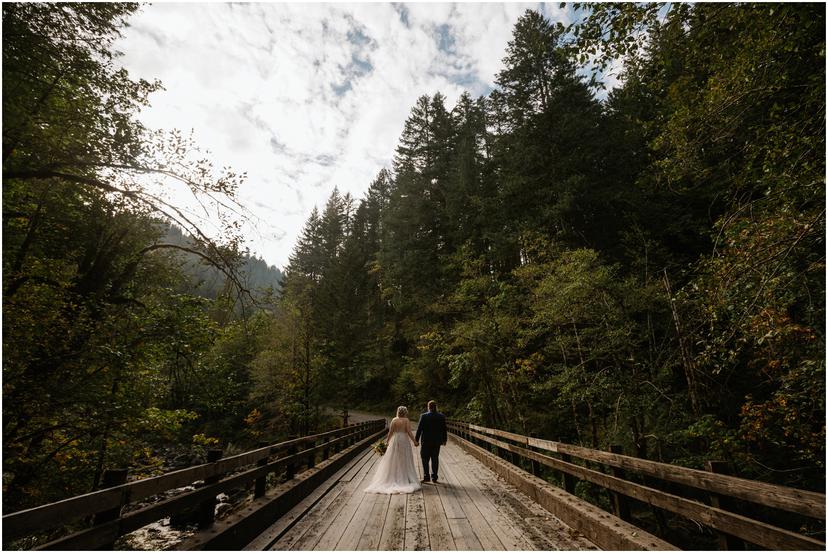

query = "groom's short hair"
[[427, 400, 437, 412]]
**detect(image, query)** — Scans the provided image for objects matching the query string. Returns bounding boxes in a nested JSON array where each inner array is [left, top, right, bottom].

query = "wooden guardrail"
[[448, 421, 825, 551], [3, 419, 385, 550]]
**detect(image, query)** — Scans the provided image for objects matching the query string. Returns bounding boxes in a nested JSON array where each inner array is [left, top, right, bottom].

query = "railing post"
[[93, 468, 128, 548], [198, 449, 223, 529], [494, 433, 508, 461], [706, 461, 744, 550], [499, 437, 510, 462], [322, 436, 331, 461], [529, 436, 543, 478], [531, 456, 542, 477], [608, 445, 631, 521], [255, 442, 269, 498], [307, 439, 316, 469], [559, 438, 577, 495], [285, 443, 298, 480]]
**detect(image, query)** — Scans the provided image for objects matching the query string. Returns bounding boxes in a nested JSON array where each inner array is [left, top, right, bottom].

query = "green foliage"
[[2, 3, 258, 514], [269, 4, 824, 501], [140, 408, 200, 440]]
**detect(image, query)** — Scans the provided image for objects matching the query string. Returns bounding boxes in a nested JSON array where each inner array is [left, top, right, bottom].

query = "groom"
[[415, 400, 447, 483]]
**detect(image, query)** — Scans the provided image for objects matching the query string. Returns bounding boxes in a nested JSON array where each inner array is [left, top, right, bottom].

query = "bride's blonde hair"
[[396, 406, 408, 418]]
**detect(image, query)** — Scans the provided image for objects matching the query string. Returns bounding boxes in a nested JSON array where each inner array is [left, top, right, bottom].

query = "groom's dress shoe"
[[421, 478, 430, 483]]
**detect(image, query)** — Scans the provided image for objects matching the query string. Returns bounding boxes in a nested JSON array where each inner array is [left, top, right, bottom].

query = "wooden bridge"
[[4, 419, 825, 550]]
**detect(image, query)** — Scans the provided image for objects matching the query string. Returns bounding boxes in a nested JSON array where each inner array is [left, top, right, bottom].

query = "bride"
[[365, 406, 421, 494]]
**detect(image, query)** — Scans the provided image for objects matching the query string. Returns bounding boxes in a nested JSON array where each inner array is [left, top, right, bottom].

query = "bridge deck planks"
[[263, 440, 597, 551], [404, 485, 429, 550], [438, 453, 499, 550], [434, 457, 481, 550], [245, 448, 376, 550], [350, 492, 388, 550], [421, 479, 456, 550], [274, 449, 378, 551], [444, 445, 599, 551], [378, 492, 407, 550], [297, 453, 378, 550], [441, 447, 537, 550]]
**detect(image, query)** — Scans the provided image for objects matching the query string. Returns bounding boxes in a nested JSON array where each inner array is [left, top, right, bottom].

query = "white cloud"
[[114, 3, 574, 268]]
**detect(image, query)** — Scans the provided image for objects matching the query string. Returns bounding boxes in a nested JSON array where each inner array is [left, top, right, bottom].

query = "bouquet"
[[372, 439, 387, 456]]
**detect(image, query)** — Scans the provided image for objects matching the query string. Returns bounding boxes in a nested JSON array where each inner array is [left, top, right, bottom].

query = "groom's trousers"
[[420, 443, 440, 480]]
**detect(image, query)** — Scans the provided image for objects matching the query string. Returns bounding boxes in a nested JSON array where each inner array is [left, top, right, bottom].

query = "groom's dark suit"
[[415, 410, 447, 482]]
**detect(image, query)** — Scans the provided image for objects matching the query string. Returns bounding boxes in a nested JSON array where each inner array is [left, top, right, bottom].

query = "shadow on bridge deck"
[[246, 439, 598, 551]]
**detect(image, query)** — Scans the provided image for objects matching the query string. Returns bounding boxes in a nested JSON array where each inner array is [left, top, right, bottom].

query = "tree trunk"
[[662, 270, 702, 417]]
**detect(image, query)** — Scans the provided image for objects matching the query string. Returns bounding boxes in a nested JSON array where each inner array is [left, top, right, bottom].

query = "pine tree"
[[383, 94, 455, 313], [491, 10, 605, 254], [285, 207, 324, 283]]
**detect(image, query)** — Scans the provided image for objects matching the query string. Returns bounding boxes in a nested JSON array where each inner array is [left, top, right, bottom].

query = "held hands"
[[414, 440, 419, 447]]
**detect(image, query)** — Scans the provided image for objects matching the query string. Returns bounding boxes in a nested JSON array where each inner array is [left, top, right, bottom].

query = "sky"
[[114, 2, 582, 269]]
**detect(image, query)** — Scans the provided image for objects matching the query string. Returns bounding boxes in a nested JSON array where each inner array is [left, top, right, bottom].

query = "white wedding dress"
[[365, 417, 421, 494]]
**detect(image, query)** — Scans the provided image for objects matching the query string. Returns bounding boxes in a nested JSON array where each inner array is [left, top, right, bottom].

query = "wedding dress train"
[[365, 417, 421, 494]]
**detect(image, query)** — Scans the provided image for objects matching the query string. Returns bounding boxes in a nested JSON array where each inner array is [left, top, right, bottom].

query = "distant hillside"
[[162, 223, 283, 301]]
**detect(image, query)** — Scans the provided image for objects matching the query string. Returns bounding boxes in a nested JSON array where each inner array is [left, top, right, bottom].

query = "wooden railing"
[[448, 421, 825, 551], [3, 419, 385, 550]]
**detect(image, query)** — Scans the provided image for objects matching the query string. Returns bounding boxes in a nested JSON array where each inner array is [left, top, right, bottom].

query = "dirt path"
[[324, 407, 432, 431], [323, 407, 391, 426]]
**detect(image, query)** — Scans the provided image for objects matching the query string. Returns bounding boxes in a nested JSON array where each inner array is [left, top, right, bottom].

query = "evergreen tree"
[[383, 94, 457, 313]]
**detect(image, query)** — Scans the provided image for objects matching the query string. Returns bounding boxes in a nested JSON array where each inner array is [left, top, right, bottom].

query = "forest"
[[3, 1, 824, 532]]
